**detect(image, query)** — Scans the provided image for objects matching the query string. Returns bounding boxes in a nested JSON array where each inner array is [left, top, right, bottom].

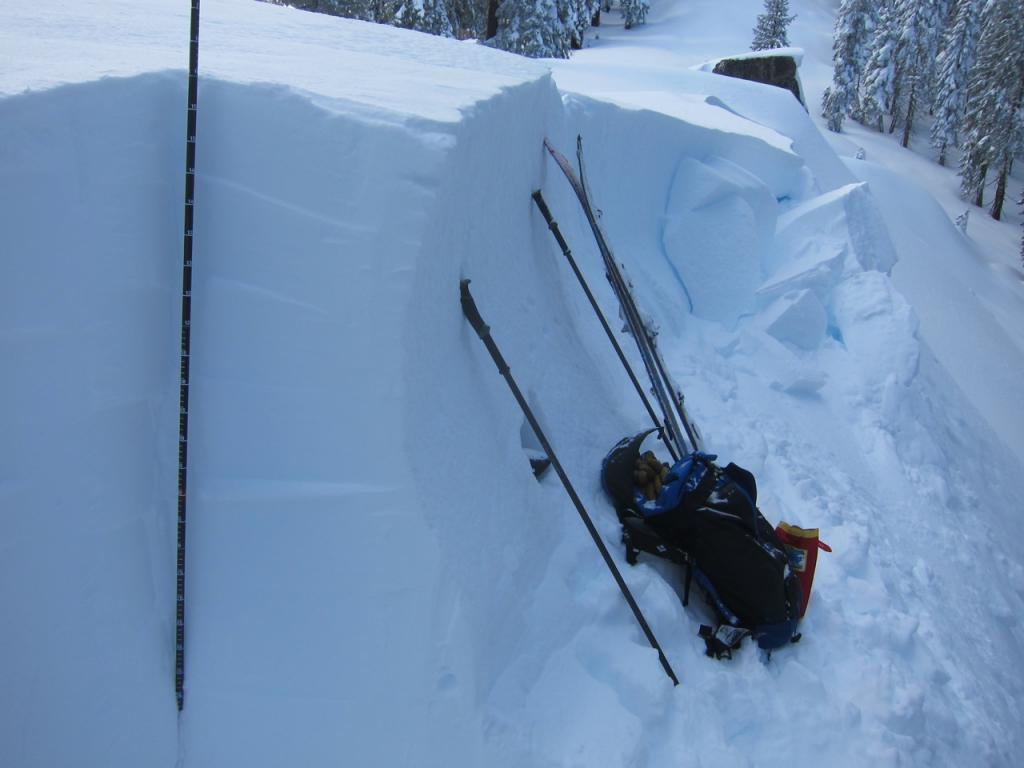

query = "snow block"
[[757, 289, 828, 350], [770, 367, 826, 396], [757, 244, 846, 305], [774, 183, 897, 275], [662, 155, 777, 326], [830, 272, 919, 389]]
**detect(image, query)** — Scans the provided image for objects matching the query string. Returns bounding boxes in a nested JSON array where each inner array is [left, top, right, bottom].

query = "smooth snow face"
[[0, 73, 184, 766], [1, 0, 546, 123], [4, 1, 1024, 767]]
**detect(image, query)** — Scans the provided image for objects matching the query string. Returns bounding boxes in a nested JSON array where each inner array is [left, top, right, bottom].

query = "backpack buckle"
[[699, 624, 750, 660]]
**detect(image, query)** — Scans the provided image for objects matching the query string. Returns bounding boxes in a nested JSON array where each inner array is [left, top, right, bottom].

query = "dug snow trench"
[[3, 2, 1024, 767]]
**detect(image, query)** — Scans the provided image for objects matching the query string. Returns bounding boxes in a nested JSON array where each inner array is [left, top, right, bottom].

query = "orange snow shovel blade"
[[776, 522, 832, 618]]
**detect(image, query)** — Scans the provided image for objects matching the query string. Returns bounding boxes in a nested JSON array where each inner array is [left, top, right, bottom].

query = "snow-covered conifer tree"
[[858, 2, 900, 132], [365, 0, 404, 23], [823, 0, 879, 132], [893, 0, 948, 148], [620, 0, 649, 30], [958, 0, 1024, 217], [930, 0, 981, 164], [395, 0, 424, 29], [419, 0, 456, 36], [277, 0, 469, 38], [751, 0, 796, 51], [490, 0, 570, 58], [565, 0, 599, 47]]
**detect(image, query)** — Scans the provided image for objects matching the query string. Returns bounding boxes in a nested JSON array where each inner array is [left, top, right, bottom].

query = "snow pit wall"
[[1, 67, 655, 767], [0, 74, 183, 767]]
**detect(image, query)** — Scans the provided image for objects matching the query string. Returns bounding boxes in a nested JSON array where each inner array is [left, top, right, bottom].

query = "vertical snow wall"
[[1, 65, 820, 766], [1, 74, 184, 766], [1, 65, 649, 766]]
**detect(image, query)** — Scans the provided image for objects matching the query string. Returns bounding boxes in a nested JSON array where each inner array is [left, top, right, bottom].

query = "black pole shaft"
[[460, 279, 679, 686], [531, 190, 678, 463], [176, 0, 200, 713]]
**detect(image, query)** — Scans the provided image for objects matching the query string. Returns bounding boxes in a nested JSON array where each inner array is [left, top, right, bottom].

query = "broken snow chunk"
[[758, 242, 846, 304], [770, 367, 827, 396], [662, 156, 776, 326], [775, 183, 897, 275], [831, 272, 919, 388], [758, 289, 827, 350]]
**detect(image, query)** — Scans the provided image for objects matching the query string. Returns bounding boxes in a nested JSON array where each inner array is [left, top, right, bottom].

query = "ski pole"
[[460, 279, 679, 686], [531, 190, 679, 462]]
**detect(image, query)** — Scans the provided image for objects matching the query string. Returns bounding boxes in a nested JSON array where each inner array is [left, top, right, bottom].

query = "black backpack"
[[601, 431, 802, 656]]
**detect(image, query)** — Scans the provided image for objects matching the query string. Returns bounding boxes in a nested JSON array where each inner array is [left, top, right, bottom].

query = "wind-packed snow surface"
[[2, 1, 1023, 766]]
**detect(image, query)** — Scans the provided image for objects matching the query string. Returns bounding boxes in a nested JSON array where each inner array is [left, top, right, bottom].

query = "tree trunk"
[[991, 156, 1013, 220], [485, 0, 498, 39], [887, 72, 902, 134], [937, 142, 947, 167], [901, 86, 916, 148], [974, 163, 987, 208]]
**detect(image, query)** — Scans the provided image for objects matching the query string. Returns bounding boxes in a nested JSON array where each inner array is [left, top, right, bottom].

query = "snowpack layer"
[[0, 0, 544, 122], [3, 1, 1024, 767]]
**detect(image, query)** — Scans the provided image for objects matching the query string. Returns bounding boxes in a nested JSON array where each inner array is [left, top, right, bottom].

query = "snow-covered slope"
[[3, 1, 1023, 767]]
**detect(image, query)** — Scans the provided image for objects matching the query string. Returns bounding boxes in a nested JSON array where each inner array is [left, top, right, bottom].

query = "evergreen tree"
[[621, 0, 649, 30], [489, 0, 570, 58], [365, 0, 405, 23], [446, 0, 485, 37], [930, 0, 981, 164], [752, 0, 796, 50], [958, 0, 1024, 218], [823, 0, 879, 132], [893, 0, 948, 148], [858, 1, 900, 132], [566, 0, 599, 48], [274, 0, 475, 38], [420, 0, 456, 36], [395, 0, 424, 29]]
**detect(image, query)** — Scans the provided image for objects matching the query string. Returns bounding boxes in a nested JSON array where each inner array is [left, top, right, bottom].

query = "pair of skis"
[[461, 137, 703, 686], [538, 136, 701, 460]]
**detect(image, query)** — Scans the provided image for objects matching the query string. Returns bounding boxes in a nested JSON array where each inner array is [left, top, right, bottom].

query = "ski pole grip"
[[460, 279, 490, 340]]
